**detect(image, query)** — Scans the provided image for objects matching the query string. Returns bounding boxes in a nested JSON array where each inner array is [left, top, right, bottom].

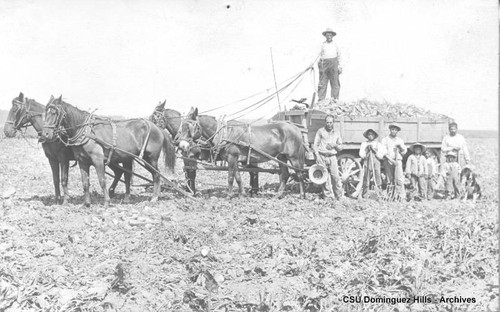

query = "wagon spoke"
[[349, 169, 360, 177]]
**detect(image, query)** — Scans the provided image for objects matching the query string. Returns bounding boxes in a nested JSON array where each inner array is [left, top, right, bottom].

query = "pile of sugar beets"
[[314, 98, 450, 120]]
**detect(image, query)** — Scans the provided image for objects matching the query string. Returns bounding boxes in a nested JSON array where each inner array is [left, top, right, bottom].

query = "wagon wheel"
[[337, 154, 362, 196]]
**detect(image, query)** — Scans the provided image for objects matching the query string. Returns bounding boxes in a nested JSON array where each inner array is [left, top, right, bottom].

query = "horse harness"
[[185, 118, 255, 165], [103, 119, 152, 165], [47, 103, 153, 165], [7, 98, 44, 132]]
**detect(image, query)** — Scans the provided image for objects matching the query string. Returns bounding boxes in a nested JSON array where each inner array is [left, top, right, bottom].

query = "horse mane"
[[58, 100, 89, 128], [26, 98, 45, 111], [164, 108, 181, 118], [199, 114, 216, 120], [198, 115, 245, 126]]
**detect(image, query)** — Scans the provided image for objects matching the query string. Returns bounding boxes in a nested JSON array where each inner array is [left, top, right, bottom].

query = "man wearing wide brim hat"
[[381, 123, 407, 200], [322, 28, 337, 36], [317, 28, 342, 102], [388, 123, 401, 131]]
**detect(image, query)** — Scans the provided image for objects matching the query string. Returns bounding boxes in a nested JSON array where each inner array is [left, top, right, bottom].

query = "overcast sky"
[[0, 0, 497, 130]]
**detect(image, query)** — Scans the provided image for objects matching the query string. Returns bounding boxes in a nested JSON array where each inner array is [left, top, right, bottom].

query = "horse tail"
[[298, 135, 306, 169], [162, 129, 176, 173], [285, 123, 305, 170]]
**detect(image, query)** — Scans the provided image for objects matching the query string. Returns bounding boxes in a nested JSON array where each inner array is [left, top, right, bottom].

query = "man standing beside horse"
[[313, 114, 344, 200]]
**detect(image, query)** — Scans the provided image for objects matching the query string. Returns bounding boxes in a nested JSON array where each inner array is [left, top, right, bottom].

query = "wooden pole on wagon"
[[270, 47, 283, 119]]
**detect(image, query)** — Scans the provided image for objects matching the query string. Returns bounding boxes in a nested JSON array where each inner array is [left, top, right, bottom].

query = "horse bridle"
[[150, 110, 166, 130], [6, 98, 43, 130], [151, 110, 188, 144], [44, 103, 67, 134], [178, 118, 203, 145]]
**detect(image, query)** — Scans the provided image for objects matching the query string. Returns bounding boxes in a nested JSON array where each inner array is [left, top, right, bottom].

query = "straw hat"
[[363, 129, 378, 139], [322, 28, 336, 37], [308, 164, 328, 185], [410, 143, 426, 153], [445, 151, 458, 158], [388, 123, 401, 131]]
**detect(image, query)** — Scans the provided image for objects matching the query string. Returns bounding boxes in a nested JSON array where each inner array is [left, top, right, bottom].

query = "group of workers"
[[315, 27, 471, 201], [313, 115, 470, 201]]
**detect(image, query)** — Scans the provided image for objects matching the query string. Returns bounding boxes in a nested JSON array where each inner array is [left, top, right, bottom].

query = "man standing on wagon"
[[313, 114, 344, 200], [381, 124, 407, 200], [317, 28, 342, 102]]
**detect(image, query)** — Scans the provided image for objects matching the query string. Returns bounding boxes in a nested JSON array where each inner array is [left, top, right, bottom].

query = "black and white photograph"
[[0, 0, 498, 311]]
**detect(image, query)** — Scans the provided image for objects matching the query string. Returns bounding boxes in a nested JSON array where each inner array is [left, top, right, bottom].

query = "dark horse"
[[150, 101, 260, 195], [3, 93, 75, 204], [42, 96, 176, 207], [150, 101, 197, 193], [177, 107, 305, 198]]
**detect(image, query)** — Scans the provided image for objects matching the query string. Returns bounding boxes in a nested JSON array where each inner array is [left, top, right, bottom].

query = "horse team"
[[4, 93, 306, 206]]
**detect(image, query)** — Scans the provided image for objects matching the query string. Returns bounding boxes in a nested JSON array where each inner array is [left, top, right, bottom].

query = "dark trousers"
[[183, 157, 197, 194], [318, 58, 340, 101]]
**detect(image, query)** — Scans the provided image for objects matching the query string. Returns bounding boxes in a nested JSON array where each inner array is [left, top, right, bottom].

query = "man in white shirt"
[[441, 122, 470, 167], [313, 114, 344, 200], [381, 124, 407, 200], [318, 28, 342, 102]]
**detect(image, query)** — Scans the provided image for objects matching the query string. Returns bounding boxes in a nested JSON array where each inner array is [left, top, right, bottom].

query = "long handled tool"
[[368, 151, 385, 200]]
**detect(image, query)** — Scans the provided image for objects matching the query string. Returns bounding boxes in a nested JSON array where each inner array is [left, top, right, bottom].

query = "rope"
[[200, 67, 310, 114], [228, 67, 311, 120], [241, 69, 309, 124]]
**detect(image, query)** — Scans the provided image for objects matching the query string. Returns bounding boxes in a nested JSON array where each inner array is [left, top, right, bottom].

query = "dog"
[[460, 166, 481, 202]]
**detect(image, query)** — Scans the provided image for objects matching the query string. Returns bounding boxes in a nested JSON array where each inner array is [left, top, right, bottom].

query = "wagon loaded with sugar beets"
[[270, 98, 451, 194], [151, 63, 452, 198]]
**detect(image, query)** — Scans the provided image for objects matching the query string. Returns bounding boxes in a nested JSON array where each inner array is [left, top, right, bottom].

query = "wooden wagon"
[[270, 107, 450, 193]]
